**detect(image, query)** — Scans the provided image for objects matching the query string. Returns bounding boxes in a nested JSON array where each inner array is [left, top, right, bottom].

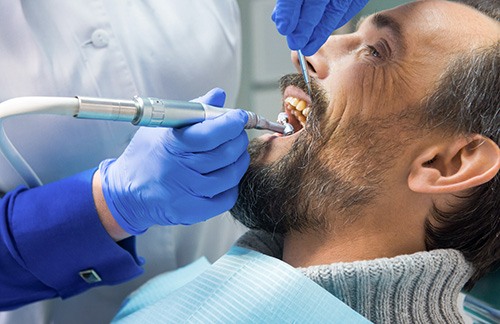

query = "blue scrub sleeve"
[[0, 168, 144, 311]]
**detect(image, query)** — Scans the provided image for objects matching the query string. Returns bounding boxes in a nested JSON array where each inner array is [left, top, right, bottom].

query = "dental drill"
[[75, 96, 294, 135], [0, 96, 294, 187]]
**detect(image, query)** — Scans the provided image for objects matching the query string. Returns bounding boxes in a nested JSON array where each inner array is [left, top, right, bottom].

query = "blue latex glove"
[[272, 0, 369, 55], [99, 88, 250, 235]]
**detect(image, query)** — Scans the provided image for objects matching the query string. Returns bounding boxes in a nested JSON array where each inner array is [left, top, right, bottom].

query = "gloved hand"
[[99, 88, 250, 235], [272, 0, 369, 55]]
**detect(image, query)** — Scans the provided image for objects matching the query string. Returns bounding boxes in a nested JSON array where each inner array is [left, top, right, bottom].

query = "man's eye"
[[367, 45, 381, 58]]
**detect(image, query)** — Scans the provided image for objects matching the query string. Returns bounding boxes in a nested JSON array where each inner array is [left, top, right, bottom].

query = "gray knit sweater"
[[236, 230, 474, 323]]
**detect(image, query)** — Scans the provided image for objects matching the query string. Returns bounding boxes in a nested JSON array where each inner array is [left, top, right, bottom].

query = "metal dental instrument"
[[76, 96, 291, 135], [298, 49, 312, 98], [0, 96, 294, 188], [277, 112, 294, 136]]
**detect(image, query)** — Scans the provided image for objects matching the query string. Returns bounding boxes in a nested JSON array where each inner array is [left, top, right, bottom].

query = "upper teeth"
[[285, 97, 310, 126]]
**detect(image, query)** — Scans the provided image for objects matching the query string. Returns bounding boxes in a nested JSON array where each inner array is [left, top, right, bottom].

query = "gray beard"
[[230, 73, 413, 235], [230, 119, 384, 235], [230, 134, 315, 234]]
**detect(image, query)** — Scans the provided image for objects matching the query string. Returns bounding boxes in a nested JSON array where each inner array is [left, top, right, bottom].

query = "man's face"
[[231, 1, 499, 234]]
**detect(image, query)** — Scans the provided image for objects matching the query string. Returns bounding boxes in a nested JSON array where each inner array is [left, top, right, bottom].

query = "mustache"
[[278, 73, 323, 101], [279, 73, 309, 95]]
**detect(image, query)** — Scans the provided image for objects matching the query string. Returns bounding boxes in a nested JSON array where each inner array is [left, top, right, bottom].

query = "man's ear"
[[408, 135, 500, 193]]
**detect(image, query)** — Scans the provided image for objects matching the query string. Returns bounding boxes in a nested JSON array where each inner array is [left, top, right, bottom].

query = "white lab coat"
[[0, 1, 247, 323]]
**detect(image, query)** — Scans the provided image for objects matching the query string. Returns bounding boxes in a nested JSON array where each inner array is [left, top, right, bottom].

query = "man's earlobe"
[[408, 135, 500, 194]]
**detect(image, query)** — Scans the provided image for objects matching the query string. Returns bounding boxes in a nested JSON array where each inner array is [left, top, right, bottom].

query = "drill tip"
[[283, 123, 295, 136]]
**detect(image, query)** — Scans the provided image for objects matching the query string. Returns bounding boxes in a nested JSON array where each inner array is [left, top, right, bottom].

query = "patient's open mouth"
[[284, 96, 310, 130], [282, 84, 311, 133]]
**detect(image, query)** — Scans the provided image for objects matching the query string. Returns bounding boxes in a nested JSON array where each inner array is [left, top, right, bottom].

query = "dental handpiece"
[[76, 96, 294, 136]]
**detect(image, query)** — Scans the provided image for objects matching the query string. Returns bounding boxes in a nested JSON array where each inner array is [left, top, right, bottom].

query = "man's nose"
[[290, 37, 332, 80], [290, 34, 353, 80]]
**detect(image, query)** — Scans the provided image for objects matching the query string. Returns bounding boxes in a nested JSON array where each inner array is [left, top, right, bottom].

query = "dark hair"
[[454, 0, 500, 20], [421, 1, 499, 289]]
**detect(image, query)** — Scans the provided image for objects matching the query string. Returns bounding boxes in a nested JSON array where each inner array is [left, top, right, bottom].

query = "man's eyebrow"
[[372, 13, 402, 35], [371, 13, 404, 46]]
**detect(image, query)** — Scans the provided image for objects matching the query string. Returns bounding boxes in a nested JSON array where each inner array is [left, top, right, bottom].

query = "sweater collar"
[[236, 230, 474, 323]]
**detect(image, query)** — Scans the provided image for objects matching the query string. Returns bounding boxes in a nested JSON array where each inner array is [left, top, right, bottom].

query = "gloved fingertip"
[[206, 87, 227, 104], [192, 87, 227, 107], [302, 26, 334, 56], [275, 17, 292, 35], [218, 109, 248, 128], [237, 109, 249, 124], [287, 34, 307, 51], [301, 42, 320, 56], [207, 87, 226, 98], [287, 41, 299, 51]]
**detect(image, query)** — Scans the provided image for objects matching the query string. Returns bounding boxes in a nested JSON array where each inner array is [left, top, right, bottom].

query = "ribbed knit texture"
[[236, 230, 474, 324]]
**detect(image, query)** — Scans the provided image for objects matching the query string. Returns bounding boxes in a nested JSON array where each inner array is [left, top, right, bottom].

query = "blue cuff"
[[6, 168, 143, 303]]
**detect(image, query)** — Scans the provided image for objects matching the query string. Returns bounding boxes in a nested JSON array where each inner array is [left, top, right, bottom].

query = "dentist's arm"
[[273, 0, 369, 55], [96, 88, 250, 237], [0, 88, 249, 310]]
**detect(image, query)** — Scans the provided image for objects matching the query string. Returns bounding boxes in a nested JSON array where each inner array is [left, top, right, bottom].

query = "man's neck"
[[282, 207, 427, 267]]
